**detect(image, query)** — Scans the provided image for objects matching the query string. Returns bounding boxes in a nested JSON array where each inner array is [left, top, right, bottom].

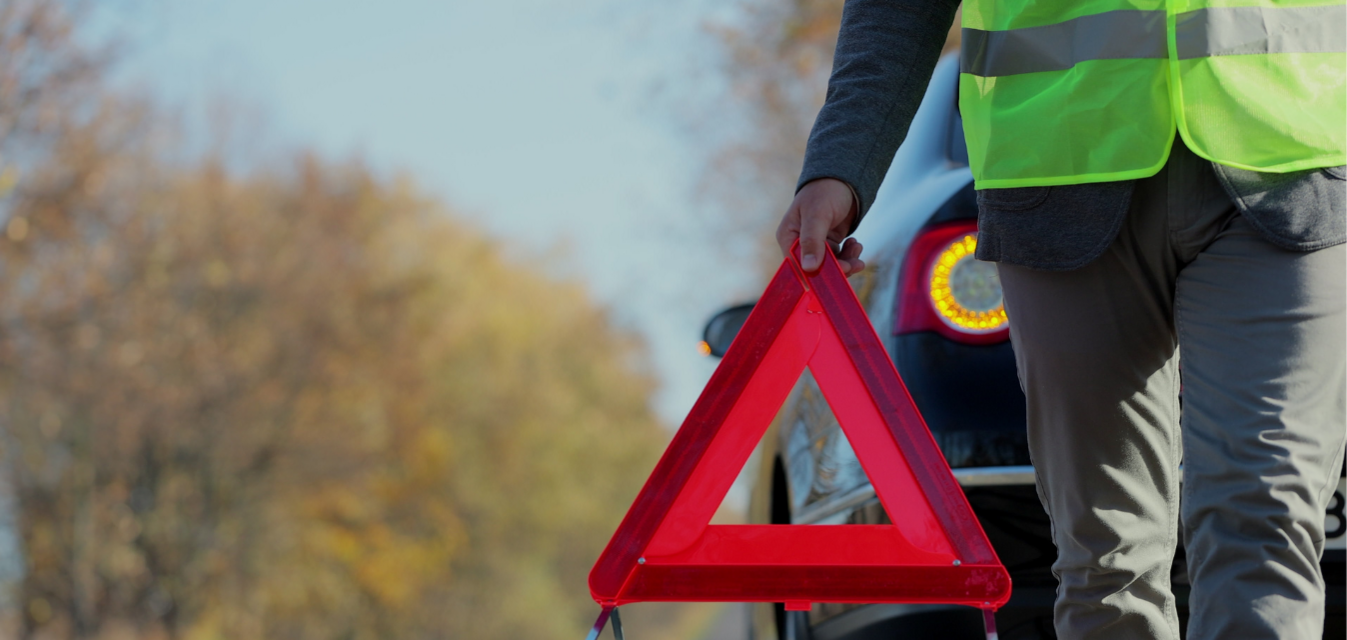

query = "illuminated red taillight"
[[894, 220, 1010, 345]]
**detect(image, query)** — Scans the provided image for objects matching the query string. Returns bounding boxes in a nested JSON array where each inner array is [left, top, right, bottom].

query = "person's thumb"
[[798, 206, 832, 272]]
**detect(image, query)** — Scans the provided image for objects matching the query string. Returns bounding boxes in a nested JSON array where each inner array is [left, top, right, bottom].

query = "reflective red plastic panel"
[[587, 246, 1011, 610]]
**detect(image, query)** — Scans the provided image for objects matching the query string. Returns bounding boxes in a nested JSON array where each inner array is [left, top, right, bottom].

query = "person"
[[775, 1, 1347, 638]]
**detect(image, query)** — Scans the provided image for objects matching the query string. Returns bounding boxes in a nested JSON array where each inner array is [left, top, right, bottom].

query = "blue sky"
[[109, 0, 767, 427]]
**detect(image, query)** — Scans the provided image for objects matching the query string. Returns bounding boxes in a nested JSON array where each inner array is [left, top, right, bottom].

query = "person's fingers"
[[837, 238, 865, 275], [839, 238, 862, 261]]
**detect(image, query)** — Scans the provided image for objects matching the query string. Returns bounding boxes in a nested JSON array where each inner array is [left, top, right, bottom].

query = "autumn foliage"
[[0, 2, 667, 638]]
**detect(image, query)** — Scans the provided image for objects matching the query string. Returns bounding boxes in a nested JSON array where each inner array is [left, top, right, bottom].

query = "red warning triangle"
[[589, 246, 1011, 609]]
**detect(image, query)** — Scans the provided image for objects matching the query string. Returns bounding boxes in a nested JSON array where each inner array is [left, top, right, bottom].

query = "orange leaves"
[[0, 5, 670, 638], [0, 148, 668, 639]]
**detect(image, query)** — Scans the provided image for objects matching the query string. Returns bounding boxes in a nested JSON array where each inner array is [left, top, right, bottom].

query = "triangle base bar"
[[618, 564, 1008, 606]]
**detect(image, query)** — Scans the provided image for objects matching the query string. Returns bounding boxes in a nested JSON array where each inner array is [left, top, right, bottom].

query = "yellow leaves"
[[351, 525, 453, 608], [28, 598, 53, 625], [203, 260, 231, 288], [0, 105, 667, 638], [402, 427, 453, 484], [116, 341, 144, 368], [0, 165, 18, 196], [6, 216, 28, 241], [301, 479, 463, 611]]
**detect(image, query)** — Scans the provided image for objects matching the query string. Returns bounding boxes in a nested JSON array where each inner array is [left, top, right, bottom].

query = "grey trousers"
[[997, 142, 1346, 640]]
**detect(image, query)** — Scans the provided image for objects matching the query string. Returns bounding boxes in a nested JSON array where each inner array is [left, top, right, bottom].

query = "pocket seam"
[[1321, 166, 1346, 180]]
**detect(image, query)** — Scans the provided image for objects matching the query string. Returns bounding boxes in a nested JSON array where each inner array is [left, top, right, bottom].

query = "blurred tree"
[[699, 0, 960, 273], [0, 2, 668, 639]]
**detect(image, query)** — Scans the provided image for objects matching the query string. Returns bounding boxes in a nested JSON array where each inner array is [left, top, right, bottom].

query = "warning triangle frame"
[[589, 247, 1011, 609]]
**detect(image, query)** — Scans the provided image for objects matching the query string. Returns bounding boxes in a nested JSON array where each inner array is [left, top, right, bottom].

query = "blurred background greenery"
[[0, 0, 937, 638]]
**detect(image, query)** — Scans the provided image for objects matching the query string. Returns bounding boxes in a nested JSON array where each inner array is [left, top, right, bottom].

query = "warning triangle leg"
[[583, 606, 626, 640], [583, 607, 613, 640]]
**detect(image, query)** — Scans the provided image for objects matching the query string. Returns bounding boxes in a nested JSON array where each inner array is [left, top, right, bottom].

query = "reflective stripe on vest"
[[963, 6, 1347, 77], [1176, 5, 1347, 58], [957, 1, 1347, 189]]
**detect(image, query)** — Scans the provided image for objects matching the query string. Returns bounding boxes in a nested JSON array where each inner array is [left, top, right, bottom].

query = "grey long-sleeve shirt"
[[796, 0, 960, 229]]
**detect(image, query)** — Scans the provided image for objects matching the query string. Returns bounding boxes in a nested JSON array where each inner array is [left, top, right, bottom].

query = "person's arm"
[[778, 0, 961, 273]]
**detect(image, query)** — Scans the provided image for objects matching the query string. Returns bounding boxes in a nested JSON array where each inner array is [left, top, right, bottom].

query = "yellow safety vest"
[[959, 0, 1347, 189]]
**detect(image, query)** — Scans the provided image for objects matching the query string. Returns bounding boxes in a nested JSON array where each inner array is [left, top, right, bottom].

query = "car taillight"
[[894, 220, 1010, 345]]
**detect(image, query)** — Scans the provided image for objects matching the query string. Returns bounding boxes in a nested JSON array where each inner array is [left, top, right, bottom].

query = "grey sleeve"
[[797, 0, 961, 229]]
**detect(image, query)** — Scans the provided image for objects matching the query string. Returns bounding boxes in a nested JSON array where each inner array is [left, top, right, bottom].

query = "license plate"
[[1327, 478, 1346, 551]]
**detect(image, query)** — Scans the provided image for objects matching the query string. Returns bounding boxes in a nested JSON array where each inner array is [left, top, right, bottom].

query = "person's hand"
[[775, 178, 864, 275]]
